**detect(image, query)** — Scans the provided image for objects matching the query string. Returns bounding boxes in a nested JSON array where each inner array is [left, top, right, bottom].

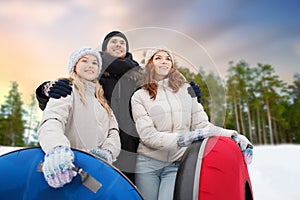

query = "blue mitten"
[[89, 149, 113, 164], [231, 133, 253, 164], [178, 127, 222, 147], [243, 148, 253, 165], [43, 79, 72, 99], [187, 81, 202, 103], [42, 146, 76, 188], [177, 129, 204, 147]]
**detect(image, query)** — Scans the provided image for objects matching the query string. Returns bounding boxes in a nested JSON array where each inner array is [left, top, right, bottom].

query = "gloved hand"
[[42, 146, 76, 188], [178, 129, 204, 147], [187, 81, 202, 103], [89, 149, 113, 164], [43, 79, 72, 99], [231, 133, 253, 164]]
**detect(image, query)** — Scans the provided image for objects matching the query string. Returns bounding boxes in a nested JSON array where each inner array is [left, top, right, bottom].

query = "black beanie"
[[101, 31, 129, 52]]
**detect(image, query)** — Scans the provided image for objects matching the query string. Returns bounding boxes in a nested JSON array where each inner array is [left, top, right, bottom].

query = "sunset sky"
[[0, 0, 299, 106]]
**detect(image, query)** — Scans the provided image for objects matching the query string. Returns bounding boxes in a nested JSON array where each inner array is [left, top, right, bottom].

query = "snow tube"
[[0, 147, 143, 200], [174, 136, 253, 200]]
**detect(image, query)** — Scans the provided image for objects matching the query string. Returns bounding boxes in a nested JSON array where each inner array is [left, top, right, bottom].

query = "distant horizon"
[[0, 56, 299, 106]]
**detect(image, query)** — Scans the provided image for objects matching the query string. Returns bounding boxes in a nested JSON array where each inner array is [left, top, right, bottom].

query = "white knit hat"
[[68, 46, 102, 75], [144, 46, 174, 66]]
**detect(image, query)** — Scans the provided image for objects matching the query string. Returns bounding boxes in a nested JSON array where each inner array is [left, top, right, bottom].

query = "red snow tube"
[[174, 136, 253, 200]]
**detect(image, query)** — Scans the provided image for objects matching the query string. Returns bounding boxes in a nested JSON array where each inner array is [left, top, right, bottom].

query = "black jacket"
[[99, 52, 143, 153]]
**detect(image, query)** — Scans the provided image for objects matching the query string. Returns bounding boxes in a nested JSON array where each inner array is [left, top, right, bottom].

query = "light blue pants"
[[135, 154, 179, 200]]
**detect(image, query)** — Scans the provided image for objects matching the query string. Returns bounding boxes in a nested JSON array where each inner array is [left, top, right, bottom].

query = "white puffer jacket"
[[38, 82, 121, 160], [131, 79, 233, 163]]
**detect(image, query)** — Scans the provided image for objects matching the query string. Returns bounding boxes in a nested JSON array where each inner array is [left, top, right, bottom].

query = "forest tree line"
[[181, 60, 300, 144], [1, 60, 300, 147]]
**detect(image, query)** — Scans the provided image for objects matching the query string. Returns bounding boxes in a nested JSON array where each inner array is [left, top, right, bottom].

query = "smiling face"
[[75, 54, 99, 81], [105, 36, 127, 58], [152, 51, 173, 81]]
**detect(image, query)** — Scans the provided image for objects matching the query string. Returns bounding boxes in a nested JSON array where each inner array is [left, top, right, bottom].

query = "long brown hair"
[[143, 51, 186, 100]]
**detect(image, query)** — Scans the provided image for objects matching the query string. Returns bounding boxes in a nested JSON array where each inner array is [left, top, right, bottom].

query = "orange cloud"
[[0, 1, 68, 26], [0, 32, 68, 105]]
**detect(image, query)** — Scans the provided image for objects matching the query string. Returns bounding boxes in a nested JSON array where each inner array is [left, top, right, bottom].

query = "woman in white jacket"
[[131, 46, 253, 200], [38, 46, 121, 189]]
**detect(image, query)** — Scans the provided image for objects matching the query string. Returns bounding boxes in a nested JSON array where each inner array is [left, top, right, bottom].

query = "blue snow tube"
[[0, 147, 144, 200]]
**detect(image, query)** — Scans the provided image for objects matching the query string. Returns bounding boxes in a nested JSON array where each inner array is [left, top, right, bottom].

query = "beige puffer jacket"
[[131, 79, 234, 163], [38, 82, 121, 160]]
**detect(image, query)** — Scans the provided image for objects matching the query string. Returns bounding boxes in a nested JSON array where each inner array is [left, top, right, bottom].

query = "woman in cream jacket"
[[38, 47, 121, 189], [131, 46, 253, 200]]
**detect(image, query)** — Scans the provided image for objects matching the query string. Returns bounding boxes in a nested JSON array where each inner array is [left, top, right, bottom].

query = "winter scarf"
[[100, 51, 140, 78]]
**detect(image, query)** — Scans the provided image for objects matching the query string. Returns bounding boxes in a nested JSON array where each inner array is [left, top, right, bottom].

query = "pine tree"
[[285, 73, 300, 143], [0, 81, 26, 146], [255, 64, 285, 144], [205, 72, 226, 126], [226, 60, 250, 135], [24, 93, 39, 146]]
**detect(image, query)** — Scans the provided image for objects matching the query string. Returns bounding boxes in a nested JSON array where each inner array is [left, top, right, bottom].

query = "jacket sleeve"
[[35, 81, 50, 111], [99, 112, 121, 160], [131, 91, 180, 151], [191, 96, 235, 137], [37, 93, 72, 154]]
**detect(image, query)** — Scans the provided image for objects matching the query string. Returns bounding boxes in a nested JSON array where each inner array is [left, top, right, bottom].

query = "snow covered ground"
[[1, 144, 299, 199], [0, 146, 24, 155], [248, 144, 300, 200]]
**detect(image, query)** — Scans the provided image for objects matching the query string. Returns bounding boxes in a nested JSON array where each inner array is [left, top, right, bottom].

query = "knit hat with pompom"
[[144, 46, 174, 67], [68, 46, 102, 75]]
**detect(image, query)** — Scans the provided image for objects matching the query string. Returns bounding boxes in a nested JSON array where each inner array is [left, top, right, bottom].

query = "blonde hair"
[[62, 71, 111, 116], [143, 50, 186, 100]]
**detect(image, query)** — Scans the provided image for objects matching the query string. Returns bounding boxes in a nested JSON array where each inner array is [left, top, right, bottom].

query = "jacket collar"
[[85, 81, 96, 96], [157, 78, 169, 87]]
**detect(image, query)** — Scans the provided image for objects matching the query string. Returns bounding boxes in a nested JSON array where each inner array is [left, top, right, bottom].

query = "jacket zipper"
[[162, 79, 174, 162]]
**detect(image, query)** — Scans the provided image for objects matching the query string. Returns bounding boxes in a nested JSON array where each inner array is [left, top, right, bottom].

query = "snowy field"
[[1, 145, 299, 199], [248, 144, 300, 200]]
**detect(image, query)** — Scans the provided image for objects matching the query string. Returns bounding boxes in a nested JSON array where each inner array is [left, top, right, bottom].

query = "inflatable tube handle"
[[72, 166, 102, 194], [37, 162, 102, 194]]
